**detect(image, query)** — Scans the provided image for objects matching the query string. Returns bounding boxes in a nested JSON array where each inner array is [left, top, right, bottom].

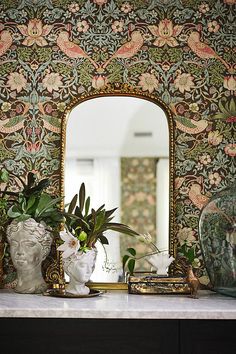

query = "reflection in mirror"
[[65, 97, 169, 282]]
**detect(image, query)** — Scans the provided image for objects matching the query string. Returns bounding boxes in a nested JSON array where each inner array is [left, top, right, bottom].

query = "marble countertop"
[[0, 289, 235, 320]]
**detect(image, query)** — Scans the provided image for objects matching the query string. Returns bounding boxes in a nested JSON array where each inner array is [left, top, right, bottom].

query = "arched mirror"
[[62, 95, 174, 286]]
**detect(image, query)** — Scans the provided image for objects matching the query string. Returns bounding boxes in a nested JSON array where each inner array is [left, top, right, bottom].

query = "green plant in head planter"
[[4, 172, 63, 228], [58, 182, 139, 257], [57, 183, 139, 295], [0, 170, 64, 294]]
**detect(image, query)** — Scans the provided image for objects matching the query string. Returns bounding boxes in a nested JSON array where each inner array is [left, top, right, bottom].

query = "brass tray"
[[44, 288, 103, 298]]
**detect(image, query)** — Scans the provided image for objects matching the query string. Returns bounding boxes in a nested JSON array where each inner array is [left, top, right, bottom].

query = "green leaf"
[[35, 194, 61, 217], [127, 247, 136, 257], [127, 259, 135, 275], [98, 234, 109, 245], [25, 195, 36, 211], [85, 196, 90, 217], [94, 210, 106, 231], [68, 194, 78, 214], [105, 207, 117, 219], [74, 205, 83, 218], [0, 169, 9, 183], [186, 248, 195, 263], [96, 204, 105, 213], [7, 207, 22, 218], [106, 223, 139, 236], [24, 178, 50, 196], [15, 214, 31, 222], [79, 183, 85, 212], [122, 254, 130, 269], [27, 172, 36, 189]]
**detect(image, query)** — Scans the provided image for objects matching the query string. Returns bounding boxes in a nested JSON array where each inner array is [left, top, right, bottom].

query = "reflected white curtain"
[[156, 158, 169, 251], [65, 157, 121, 282]]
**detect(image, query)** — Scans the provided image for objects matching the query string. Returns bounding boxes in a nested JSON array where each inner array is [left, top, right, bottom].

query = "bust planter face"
[[7, 218, 52, 294], [63, 248, 97, 295]]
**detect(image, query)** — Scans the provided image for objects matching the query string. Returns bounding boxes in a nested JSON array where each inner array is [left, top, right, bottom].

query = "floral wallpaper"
[[0, 0, 235, 286], [121, 157, 157, 270]]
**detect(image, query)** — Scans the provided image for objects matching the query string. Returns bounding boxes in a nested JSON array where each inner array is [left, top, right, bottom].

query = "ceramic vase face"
[[63, 248, 97, 295], [6, 218, 52, 294], [199, 185, 236, 298]]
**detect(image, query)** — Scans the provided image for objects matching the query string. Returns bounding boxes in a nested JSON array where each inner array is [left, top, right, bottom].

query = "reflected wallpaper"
[[0, 0, 235, 286]]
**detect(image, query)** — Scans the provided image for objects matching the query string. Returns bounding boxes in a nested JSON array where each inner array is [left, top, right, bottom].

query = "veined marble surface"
[[0, 289, 235, 319]]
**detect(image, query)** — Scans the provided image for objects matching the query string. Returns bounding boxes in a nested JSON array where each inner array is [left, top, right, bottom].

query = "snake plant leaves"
[[68, 194, 78, 214], [79, 182, 85, 212], [105, 207, 118, 219], [84, 196, 90, 217], [63, 182, 139, 250], [105, 222, 139, 236]]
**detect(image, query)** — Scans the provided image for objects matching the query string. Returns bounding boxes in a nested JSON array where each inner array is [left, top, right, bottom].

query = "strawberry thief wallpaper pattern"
[[0, 0, 235, 287]]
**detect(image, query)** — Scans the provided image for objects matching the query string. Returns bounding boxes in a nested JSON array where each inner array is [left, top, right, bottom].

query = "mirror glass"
[[65, 97, 169, 282]]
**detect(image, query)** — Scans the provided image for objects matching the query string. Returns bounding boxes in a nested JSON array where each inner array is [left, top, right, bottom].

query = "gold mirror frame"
[[53, 83, 176, 290]]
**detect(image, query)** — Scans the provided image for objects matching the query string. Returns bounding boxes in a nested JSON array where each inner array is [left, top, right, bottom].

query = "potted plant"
[[0, 170, 63, 294], [58, 182, 139, 295]]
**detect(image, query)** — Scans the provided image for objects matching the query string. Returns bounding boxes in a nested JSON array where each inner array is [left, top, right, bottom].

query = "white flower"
[[174, 73, 195, 93], [177, 227, 196, 246], [42, 72, 62, 93], [7, 72, 27, 93], [77, 20, 89, 33], [138, 72, 159, 93], [209, 172, 222, 186], [112, 20, 124, 33], [57, 230, 80, 258]]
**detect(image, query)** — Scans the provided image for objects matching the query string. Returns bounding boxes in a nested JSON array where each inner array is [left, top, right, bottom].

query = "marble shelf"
[[0, 289, 235, 320]]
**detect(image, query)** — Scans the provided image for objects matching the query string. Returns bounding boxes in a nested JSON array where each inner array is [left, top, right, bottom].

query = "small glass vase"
[[199, 183, 236, 298]]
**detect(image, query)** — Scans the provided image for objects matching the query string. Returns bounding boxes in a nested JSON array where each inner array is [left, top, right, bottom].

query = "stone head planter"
[[6, 218, 52, 294], [63, 248, 97, 295]]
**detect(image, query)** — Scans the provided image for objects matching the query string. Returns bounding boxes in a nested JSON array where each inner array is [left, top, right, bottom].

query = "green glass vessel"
[[199, 183, 236, 298]]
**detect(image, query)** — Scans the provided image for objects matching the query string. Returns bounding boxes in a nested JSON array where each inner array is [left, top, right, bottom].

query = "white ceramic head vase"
[[7, 218, 52, 294], [63, 248, 97, 295]]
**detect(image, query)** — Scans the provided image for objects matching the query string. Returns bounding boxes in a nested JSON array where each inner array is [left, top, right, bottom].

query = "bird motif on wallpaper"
[[102, 31, 144, 69], [0, 117, 24, 134], [187, 32, 230, 70], [0, 30, 12, 56], [188, 183, 210, 210], [175, 115, 208, 135], [57, 31, 99, 69]]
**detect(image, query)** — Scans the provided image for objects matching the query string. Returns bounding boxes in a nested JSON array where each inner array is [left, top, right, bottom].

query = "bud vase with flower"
[[58, 182, 139, 295]]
